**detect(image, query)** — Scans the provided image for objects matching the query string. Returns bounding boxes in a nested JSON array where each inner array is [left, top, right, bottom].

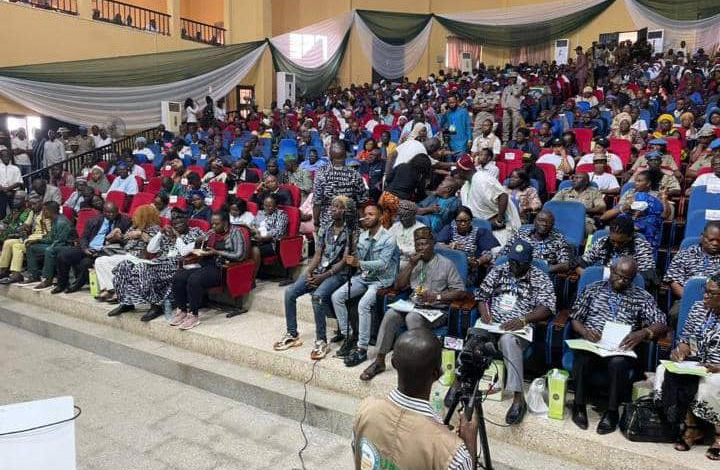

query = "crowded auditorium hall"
[[1, 0, 720, 469]]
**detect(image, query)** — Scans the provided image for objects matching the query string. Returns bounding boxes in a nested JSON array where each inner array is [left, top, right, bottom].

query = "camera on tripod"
[[444, 328, 499, 470], [441, 125, 456, 147]]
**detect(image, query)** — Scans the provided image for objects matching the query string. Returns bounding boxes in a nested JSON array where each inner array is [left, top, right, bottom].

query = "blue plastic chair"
[[503, 178, 540, 191], [355, 138, 367, 156], [576, 101, 591, 113], [230, 144, 244, 161], [278, 139, 298, 161], [688, 186, 720, 215], [190, 143, 200, 158], [639, 109, 651, 127], [685, 209, 712, 239], [132, 152, 148, 164], [471, 219, 492, 231], [390, 128, 401, 143], [147, 143, 161, 159], [303, 145, 324, 160], [542, 201, 586, 250], [564, 111, 575, 128], [259, 138, 272, 161], [679, 236, 701, 251], [557, 180, 598, 191], [251, 157, 267, 172], [675, 277, 707, 346], [434, 246, 469, 288]]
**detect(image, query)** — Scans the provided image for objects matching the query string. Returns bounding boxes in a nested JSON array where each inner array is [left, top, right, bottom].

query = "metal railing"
[[8, 0, 78, 15], [181, 17, 225, 46], [91, 0, 170, 35], [23, 126, 160, 189]]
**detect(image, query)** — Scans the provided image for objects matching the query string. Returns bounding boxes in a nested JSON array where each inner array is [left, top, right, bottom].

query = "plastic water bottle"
[[431, 390, 443, 415], [163, 299, 173, 322]]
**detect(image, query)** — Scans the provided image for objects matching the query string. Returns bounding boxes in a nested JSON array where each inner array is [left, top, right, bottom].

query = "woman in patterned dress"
[[107, 212, 204, 320], [655, 272, 720, 460]]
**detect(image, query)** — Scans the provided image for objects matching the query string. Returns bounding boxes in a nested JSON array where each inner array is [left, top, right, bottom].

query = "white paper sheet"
[[597, 321, 631, 351]]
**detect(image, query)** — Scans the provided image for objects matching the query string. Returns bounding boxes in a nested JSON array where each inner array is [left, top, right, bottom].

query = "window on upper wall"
[[6, 116, 43, 139], [288, 34, 328, 61]]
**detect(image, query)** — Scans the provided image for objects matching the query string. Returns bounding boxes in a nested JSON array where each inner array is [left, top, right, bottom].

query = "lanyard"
[[464, 180, 472, 201], [508, 277, 520, 296], [701, 313, 719, 336], [607, 285, 619, 320], [419, 263, 427, 285], [703, 254, 710, 274]]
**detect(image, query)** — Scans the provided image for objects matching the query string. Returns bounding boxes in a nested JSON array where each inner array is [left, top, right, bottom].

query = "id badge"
[[181, 178, 188, 186], [603, 267, 610, 280], [689, 337, 699, 356], [169, 195, 178, 203], [497, 293, 516, 313]]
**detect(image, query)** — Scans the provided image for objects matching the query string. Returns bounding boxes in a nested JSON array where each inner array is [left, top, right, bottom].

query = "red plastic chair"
[[95, 161, 109, 172], [372, 124, 391, 141], [134, 175, 145, 192], [236, 183, 257, 201], [160, 166, 174, 178], [716, 128, 720, 138], [60, 186, 74, 203], [208, 181, 228, 212], [535, 163, 557, 194], [280, 184, 301, 207], [498, 148, 523, 162], [576, 163, 611, 174], [189, 219, 211, 231], [261, 206, 303, 271], [609, 138, 632, 169], [160, 217, 171, 227], [539, 148, 553, 156], [105, 190, 129, 212], [187, 165, 205, 178], [128, 192, 156, 216], [76, 209, 100, 237], [145, 176, 163, 194], [208, 226, 256, 316], [140, 163, 156, 179], [106, 173, 116, 184], [665, 138, 682, 167], [697, 167, 714, 177], [249, 168, 263, 180], [246, 201, 258, 215], [61, 205, 74, 220], [571, 128, 593, 154], [168, 196, 187, 210]]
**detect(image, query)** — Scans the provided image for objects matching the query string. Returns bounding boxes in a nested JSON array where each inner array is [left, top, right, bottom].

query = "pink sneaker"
[[169, 310, 188, 326], [178, 314, 200, 330]]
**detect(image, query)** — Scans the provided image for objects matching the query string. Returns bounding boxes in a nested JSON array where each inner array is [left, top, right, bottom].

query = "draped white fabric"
[[269, 12, 353, 68], [623, 0, 720, 52], [0, 44, 266, 129], [436, 0, 608, 24], [353, 11, 432, 79]]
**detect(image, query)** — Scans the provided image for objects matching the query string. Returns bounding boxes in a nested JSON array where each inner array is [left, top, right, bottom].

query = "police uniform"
[[551, 187, 606, 234]]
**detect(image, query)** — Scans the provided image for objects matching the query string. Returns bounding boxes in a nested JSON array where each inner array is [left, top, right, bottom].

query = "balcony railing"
[[7, 0, 78, 15], [181, 17, 225, 46], [91, 0, 170, 35]]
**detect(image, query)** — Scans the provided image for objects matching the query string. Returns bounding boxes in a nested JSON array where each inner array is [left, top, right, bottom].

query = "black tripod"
[[444, 380, 494, 470]]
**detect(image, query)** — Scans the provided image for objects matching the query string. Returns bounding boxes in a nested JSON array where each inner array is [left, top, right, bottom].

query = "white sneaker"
[[310, 340, 330, 360], [169, 310, 188, 326]]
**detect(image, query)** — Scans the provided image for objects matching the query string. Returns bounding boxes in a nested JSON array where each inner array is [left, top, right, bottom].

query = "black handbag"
[[619, 395, 677, 443]]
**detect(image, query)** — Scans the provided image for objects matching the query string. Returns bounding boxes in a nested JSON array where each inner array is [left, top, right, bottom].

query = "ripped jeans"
[[283, 271, 348, 342]]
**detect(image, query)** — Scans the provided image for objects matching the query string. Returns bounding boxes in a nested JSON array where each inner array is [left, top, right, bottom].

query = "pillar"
[[77, 0, 92, 18], [166, 0, 182, 38]]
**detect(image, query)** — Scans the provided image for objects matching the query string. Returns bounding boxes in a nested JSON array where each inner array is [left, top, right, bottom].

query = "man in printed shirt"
[[501, 210, 574, 274], [664, 221, 720, 325], [352, 329, 477, 470], [474, 239, 556, 425], [570, 257, 667, 434]]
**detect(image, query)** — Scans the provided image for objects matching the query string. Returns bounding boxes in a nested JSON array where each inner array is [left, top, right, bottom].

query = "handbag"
[[619, 395, 676, 443]]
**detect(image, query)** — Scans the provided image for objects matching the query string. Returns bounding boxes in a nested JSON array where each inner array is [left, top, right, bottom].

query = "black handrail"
[[23, 126, 160, 189], [9, 0, 78, 15], [91, 0, 170, 35], [181, 17, 225, 46]]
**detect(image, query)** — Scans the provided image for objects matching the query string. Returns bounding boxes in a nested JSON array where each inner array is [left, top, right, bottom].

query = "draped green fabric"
[[435, 1, 615, 48], [355, 10, 432, 45], [0, 41, 266, 87], [269, 28, 351, 98], [634, 0, 720, 20]]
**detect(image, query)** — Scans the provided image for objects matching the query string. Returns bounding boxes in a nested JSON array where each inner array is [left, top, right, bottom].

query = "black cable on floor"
[[0, 405, 81, 436], [295, 359, 319, 470]]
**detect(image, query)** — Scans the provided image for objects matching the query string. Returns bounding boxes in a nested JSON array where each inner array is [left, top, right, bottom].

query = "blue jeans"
[[331, 275, 383, 349], [284, 272, 347, 341]]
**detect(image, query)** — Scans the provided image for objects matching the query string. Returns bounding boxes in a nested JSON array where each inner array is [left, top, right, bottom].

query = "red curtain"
[[446, 36, 482, 70], [510, 43, 552, 65]]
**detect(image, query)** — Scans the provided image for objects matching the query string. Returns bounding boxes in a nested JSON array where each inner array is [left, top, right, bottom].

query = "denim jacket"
[[356, 227, 398, 288]]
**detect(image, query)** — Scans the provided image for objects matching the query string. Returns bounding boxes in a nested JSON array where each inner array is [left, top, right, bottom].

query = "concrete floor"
[[0, 323, 353, 470]]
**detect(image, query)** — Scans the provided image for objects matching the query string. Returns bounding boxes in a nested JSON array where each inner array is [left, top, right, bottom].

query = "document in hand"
[[597, 321, 631, 351], [474, 321, 534, 342], [387, 299, 445, 323], [660, 360, 709, 377], [565, 339, 637, 358]]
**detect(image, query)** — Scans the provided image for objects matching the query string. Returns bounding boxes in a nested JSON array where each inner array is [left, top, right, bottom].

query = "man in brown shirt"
[[552, 172, 606, 235], [352, 329, 478, 470]]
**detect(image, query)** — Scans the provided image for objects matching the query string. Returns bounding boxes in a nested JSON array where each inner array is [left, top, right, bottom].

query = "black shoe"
[[330, 331, 345, 344], [64, 282, 83, 294], [596, 410, 619, 435], [505, 400, 527, 425], [50, 285, 67, 294], [140, 305, 164, 322], [335, 339, 355, 358], [19, 275, 40, 285], [572, 403, 589, 430], [108, 304, 134, 317], [344, 348, 368, 367]]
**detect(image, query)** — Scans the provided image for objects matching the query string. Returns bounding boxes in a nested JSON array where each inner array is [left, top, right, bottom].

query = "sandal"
[[675, 424, 704, 452], [707, 435, 720, 461], [360, 362, 386, 381]]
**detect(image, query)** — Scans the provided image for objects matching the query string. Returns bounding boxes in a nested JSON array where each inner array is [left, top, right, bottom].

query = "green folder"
[[660, 360, 709, 377]]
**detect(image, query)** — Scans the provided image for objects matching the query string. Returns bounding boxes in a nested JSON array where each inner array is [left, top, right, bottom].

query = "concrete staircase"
[[0, 281, 710, 470]]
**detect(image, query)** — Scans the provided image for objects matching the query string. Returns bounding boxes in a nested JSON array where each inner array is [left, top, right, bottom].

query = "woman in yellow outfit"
[[0, 196, 48, 284]]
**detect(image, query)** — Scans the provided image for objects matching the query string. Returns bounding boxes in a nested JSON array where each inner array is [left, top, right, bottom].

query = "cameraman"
[[352, 329, 478, 470]]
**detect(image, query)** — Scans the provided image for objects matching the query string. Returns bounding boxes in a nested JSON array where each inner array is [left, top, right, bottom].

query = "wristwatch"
[[436, 293, 442, 302]]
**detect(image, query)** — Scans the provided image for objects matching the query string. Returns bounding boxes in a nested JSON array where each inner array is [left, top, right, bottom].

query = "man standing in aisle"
[[501, 71, 524, 143], [43, 129, 66, 168], [440, 95, 472, 154]]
